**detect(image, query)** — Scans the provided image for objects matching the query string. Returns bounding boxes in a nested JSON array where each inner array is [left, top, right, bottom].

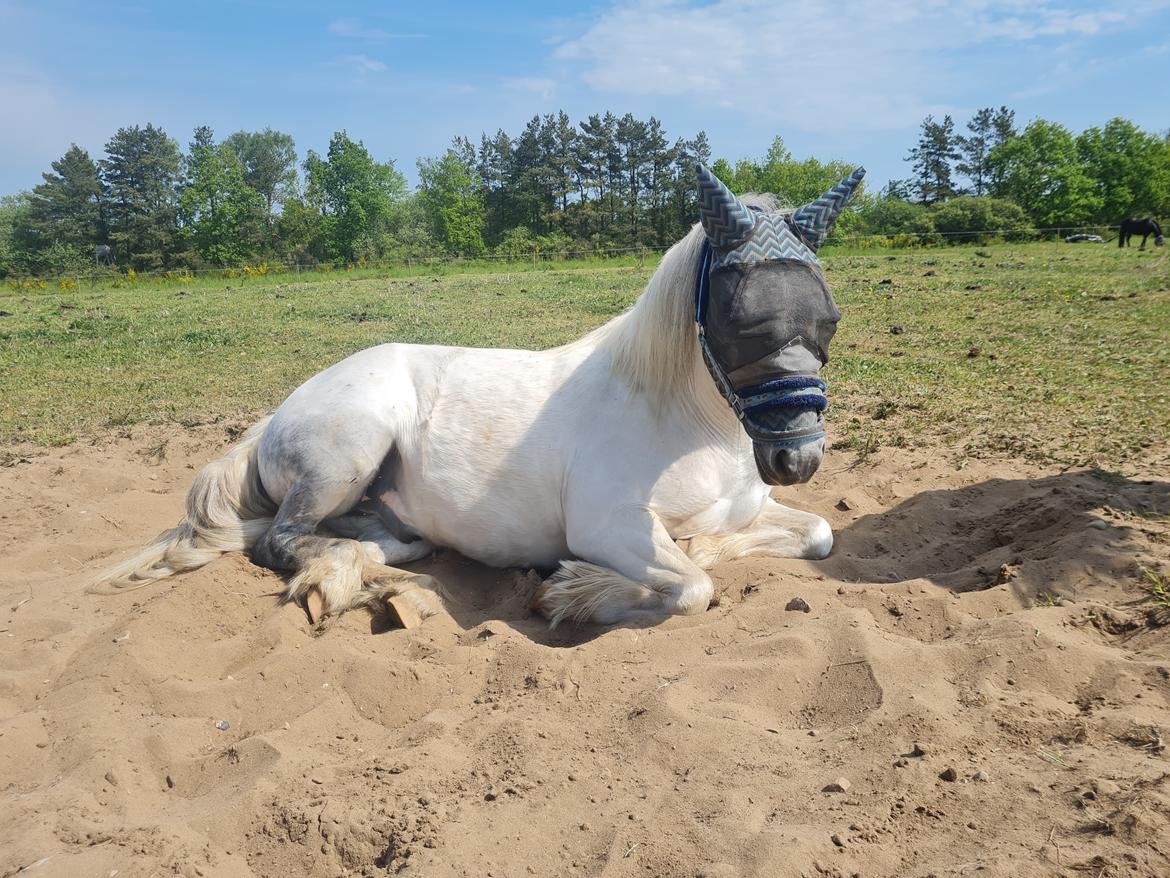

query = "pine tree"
[[642, 117, 673, 244], [28, 144, 105, 254], [476, 130, 513, 245], [549, 111, 578, 217], [906, 115, 961, 204], [956, 108, 995, 196], [101, 124, 183, 268], [614, 113, 648, 241], [987, 107, 1018, 195], [575, 113, 617, 239]]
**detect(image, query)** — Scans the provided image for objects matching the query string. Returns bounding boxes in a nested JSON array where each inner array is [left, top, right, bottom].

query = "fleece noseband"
[[693, 237, 829, 449]]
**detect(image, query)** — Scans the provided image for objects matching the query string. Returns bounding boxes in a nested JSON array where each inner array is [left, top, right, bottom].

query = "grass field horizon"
[[2, 241, 1167, 474]]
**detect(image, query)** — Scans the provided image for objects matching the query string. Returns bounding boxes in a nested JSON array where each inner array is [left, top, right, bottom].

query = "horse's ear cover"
[[791, 168, 866, 251], [697, 164, 756, 248]]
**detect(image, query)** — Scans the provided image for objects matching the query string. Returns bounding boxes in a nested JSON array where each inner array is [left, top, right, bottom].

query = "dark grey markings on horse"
[[1118, 218, 1164, 249], [95, 244, 116, 266]]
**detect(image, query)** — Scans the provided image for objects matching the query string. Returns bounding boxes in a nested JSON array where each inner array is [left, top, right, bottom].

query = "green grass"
[[1, 242, 1167, 472], [1142, 567, 1170, 611]]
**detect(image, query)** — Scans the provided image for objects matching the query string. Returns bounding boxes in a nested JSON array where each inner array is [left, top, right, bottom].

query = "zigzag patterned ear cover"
[[697, 164, 756, 248], [791, 167, 866, 251], [696, 165, 865, 267]]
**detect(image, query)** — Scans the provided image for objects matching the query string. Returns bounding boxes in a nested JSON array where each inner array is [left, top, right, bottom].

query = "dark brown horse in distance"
[[1118, 218, 1164, 248]]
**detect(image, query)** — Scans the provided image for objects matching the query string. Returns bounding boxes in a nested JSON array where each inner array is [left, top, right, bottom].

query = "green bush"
[[854, 195, 933, 238], [930, 196, 1030, 243]]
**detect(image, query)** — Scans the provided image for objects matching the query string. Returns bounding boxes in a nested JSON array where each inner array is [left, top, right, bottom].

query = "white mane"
[[590, 194, 782, 410]]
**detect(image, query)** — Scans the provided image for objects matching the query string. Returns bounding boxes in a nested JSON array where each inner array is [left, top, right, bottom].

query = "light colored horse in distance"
[[96, 164, 864, 627]]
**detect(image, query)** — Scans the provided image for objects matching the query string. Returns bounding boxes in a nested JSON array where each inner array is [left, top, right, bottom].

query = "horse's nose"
[[753, 440, 825, 486]]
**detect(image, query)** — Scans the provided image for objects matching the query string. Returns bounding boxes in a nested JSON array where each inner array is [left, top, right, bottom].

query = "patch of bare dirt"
[[2, 423, 1168, 877]]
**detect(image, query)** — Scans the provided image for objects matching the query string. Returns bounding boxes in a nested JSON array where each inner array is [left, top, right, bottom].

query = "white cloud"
[[504, 77, 556, 100], [328, 17, 424, 41], [552, 0, 1164, 131], [338, 54, 388, 76]]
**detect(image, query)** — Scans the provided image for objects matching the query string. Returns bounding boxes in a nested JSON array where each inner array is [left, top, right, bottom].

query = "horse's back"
[[253, 340, 585, 564]]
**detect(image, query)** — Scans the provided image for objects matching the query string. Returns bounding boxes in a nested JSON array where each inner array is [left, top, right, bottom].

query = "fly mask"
[[694, 164, 865, 486]]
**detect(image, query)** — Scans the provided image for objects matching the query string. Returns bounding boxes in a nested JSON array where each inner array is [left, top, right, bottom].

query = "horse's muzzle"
[[753, 440, 825, 486]]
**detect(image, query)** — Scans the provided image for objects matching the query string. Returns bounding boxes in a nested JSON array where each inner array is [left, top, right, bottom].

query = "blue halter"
[[693, 240, 829, 448]]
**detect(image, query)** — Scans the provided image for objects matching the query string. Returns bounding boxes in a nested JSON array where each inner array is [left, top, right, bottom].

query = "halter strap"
[[693, 241, 827, 447]]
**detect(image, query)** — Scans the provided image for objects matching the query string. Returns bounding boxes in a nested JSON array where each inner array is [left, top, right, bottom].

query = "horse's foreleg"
[[683, 499, 833, 569], [532, 506, 713, 626], [324, 512, 435, 565]]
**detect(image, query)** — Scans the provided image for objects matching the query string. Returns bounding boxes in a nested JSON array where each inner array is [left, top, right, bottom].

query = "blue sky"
[[2, 0, 1169, 196]]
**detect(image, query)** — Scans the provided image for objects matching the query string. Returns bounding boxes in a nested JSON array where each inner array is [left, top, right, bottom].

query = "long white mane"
[[590, 194, 782, 409]]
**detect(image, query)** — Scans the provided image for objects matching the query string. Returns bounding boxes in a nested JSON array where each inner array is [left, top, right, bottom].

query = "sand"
[[2, 422, 1168, 878]]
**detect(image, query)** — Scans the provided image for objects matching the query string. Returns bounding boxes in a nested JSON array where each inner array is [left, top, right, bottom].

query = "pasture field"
[[2, 241, 1167, 472]]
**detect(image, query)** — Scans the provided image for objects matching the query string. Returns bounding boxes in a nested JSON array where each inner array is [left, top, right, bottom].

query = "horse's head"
[[695, 163, 864, 486]]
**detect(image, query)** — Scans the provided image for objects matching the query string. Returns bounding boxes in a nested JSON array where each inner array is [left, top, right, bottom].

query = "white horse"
[[96, 164, 864, 627]]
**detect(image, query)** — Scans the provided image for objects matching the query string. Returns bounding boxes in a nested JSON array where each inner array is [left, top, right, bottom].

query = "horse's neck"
[[591, 250, 740, 440]]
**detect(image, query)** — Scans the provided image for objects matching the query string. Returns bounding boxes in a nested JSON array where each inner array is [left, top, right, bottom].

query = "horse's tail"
[[90, 417, 277, 593]]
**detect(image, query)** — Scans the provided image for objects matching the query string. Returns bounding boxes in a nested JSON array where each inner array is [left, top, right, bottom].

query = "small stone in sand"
[[785, 597, 811, 613], [973, 770, 990, 782], [938, 767, 958, 782], [831, 834, 845, 847], [910, 742, 927, 757], [104, 770, 119, 786], [215, 719, 230, 731], [823, 778, 851, 793], [1087, 519, 1108, 530]]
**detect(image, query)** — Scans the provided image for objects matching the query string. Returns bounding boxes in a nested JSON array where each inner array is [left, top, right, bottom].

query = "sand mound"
[[2, 424, 1168, 877]]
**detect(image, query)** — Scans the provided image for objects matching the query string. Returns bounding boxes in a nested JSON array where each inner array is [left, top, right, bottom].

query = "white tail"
[[90, 417, 276, 593]]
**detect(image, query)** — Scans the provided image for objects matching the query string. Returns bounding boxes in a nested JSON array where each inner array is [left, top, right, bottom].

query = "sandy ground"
[[2, 422, 1168, 878]]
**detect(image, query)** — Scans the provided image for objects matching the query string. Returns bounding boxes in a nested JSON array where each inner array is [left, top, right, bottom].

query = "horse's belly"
[[385, 419, 571, 569], [388, 480, 569, 568]]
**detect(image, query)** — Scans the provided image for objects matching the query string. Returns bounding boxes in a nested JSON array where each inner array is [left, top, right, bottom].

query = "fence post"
[[639, 247, 645, 268], [532, 248, 537, 270]]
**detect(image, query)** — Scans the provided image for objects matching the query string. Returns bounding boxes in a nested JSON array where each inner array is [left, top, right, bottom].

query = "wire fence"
[[1, 224, 1130, 292], [2, 244, 676, 291]]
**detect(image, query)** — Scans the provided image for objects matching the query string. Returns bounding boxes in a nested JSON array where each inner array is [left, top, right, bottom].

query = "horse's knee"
[[668, 574, 714, 616], [802, 516, 834, 560]]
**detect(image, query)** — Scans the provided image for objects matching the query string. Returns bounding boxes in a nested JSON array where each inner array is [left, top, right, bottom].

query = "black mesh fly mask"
[[694, 164, 864, 484]]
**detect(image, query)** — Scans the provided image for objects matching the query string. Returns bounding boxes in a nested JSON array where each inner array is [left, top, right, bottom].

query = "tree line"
[[888, 109, 1170, 238], [2, 108, 1168, 277]]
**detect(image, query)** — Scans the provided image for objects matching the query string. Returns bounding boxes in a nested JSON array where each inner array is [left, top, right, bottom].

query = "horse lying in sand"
[[96, 164, 864, 627]]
